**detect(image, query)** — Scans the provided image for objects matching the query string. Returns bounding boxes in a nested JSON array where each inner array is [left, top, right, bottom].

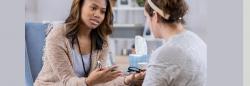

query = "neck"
[[159, 23, 185, 40], [78, 24, 92, 39]]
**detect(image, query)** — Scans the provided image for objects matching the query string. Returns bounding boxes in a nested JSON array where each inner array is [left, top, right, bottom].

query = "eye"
[[91, 6, 97, 11], [101, 10, 106, 14]]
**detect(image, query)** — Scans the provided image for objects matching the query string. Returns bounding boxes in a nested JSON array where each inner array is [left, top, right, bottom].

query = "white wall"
[[186, 0, 208, 42], [25, 0, 207, 42], [25, 0, 72, 22]]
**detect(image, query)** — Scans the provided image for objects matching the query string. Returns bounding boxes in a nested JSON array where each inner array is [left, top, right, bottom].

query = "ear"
[[152, 11, 160, 23], [152, 11, 157, 23]]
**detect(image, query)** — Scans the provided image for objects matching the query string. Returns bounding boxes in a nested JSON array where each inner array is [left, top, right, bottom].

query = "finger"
[[139, 72, 145, 78], [104, 75, 117, 82], [106, 75, 118, 82], [105, 71, 122, 80], [135, 72, 145, 79], [110, 65, 118, 68], [132, 73, 135, 80], [104, 71, 120, 78], [108, 65, 119, 71], [101, 65, 118, 73], [138, 71, 145, 75], [100, 67, 110, 73], [94, 68, 101, 71], [134, 73, 141, 79], [112, 72, 122, 78], [110, 70, 122, 75], [141, 69, 146, 71]]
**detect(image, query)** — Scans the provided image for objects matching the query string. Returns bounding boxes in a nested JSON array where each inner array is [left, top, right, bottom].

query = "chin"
[[92, 26, 98, 29], [87, 25, 98, 29]]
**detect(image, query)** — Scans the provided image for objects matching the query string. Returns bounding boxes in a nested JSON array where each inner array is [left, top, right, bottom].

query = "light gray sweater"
[[143, 30, 207, 86]]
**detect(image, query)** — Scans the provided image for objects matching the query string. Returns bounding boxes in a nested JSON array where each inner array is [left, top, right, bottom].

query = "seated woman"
[[34, 0, 144, 86], [142, 0, 207, 86]]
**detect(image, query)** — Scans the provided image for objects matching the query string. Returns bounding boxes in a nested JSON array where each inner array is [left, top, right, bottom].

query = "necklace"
[[76, 37, 92, 77]]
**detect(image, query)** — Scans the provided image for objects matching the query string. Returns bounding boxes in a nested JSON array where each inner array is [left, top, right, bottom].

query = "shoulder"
[[151, 31, 206, 64], [166, 30, 206, 52], [157, 44, 185, 58], [175, 31, 206, 47], [44, 23, 70, 51], [46, 23, 67, 43]]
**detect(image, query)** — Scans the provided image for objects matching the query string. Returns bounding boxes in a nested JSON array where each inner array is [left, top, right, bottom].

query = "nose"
[[93, 11, 101, 19]]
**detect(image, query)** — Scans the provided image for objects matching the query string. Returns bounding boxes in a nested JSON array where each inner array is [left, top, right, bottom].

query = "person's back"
[[142, 0, 206, 85], [143, 30, 207, 86]]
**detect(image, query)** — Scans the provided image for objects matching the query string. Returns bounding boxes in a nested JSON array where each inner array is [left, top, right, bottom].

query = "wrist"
[[124, 76, 132, 85], [124, 76, 129, 85], [85, 77, 94, 86]]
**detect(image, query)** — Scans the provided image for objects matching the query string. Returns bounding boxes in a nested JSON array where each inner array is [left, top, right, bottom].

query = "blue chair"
[[25, 22, 49, 86], [25, 46, 33, 86]]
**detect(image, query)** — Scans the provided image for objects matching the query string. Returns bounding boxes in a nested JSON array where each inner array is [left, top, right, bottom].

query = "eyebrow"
[[92, 3, 106, 10]]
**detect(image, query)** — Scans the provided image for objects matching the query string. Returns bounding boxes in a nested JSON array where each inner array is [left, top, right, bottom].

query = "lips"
[[90, 19, 100, 25]]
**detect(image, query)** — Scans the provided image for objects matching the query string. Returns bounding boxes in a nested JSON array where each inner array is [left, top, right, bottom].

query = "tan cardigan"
[[34, 23, 127, 86]]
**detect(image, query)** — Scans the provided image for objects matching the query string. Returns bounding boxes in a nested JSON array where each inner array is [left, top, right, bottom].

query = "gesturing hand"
[[86, 66, 122, 86]]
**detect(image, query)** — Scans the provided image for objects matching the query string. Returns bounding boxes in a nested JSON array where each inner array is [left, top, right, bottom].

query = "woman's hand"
[[124, 71, 146, 85], [85, 66, 122, 86]]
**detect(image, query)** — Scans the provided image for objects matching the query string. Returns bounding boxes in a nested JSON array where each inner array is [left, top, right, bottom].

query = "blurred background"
[[25, 0, 207, 85], [25, 0, 207, 54]]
